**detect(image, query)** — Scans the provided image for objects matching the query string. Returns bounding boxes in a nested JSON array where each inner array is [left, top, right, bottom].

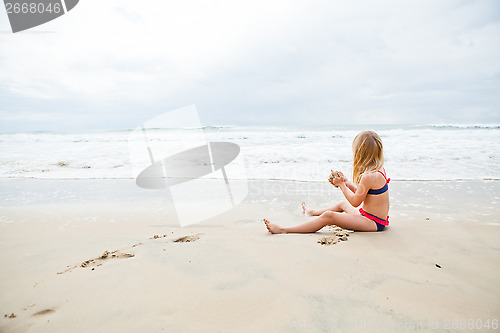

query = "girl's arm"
[[337, 171, 357, 192], [344, 180, 357, 193], [334, 174, 369, 208]]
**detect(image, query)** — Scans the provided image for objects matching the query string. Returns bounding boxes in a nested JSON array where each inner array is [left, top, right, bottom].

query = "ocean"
[[0, 124, 499, 182]]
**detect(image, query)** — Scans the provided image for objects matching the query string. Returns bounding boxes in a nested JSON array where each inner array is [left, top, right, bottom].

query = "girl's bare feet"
[[262, 218, 286, 234], [301, 202, 313, 216]]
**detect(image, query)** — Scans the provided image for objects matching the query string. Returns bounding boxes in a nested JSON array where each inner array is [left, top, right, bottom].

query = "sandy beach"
[[0, 178, 499, 332]]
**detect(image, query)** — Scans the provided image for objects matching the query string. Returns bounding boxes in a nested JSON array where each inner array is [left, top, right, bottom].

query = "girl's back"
[[361, 169, 390, 220]]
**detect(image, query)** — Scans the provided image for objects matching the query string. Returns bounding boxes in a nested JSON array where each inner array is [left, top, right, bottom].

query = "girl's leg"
[[302, 201, 357, 216], [264, 211, 377, 234]]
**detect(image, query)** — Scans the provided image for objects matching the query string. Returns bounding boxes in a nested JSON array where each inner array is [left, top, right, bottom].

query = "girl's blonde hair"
[[352, 131, 384, 185]]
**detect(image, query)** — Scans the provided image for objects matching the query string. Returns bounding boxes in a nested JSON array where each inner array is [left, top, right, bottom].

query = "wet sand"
[[0, 179, 499, 332]]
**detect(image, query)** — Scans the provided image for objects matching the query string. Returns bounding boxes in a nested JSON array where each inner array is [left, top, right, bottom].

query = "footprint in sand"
[[32, 309, 55, 316], [173, 234, 200, 243], [80, 250, 135, 269], [58, 250, 135, 274], [58, 232, 199, 275]]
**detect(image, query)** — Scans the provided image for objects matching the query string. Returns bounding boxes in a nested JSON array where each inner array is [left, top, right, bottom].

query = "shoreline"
[[2, 178, 499, 225]]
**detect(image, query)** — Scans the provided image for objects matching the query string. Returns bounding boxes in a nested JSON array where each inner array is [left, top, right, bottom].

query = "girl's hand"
[[337, 171, 348, 182], [332, 174, 344, 187], [328, 170, 345, 188]]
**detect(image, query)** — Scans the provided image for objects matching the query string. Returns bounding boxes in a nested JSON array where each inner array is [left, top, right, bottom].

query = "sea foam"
[[0, 125, 498, 181]]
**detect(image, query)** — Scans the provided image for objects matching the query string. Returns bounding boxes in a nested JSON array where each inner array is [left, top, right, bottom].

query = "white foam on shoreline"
[[1, 125, 499, 181]]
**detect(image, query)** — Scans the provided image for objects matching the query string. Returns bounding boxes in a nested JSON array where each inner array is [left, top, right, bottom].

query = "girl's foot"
[[301, 202, 313, 216], [262, 218, 286, 234]]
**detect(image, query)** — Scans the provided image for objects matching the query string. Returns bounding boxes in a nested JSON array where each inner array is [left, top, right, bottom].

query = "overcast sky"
[[0, 0, 499, 132]]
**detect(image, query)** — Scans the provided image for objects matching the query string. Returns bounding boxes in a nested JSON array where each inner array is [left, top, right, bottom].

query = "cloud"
[[0, 0, 499, 131]]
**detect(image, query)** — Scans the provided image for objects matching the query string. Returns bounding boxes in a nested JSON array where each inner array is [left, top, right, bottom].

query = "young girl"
[[263, 131, 390, 233]]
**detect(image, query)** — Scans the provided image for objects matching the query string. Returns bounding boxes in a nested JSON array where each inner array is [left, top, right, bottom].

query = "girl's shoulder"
[[359, 171, 375, 184], [361, 169, 381, 179], [362, 168, 386, 176], [360, 168, 387, 183]]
